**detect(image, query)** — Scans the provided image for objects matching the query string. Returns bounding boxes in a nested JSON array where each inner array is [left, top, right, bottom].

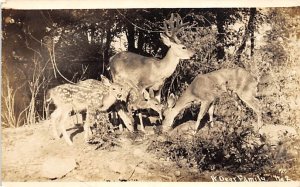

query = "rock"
[[175, 170, 181, 177], [169, 121, 195, 139], [94, 168, 100, 173], [287, 149, 299, 158], [163, 161, 171, 167], [259, 125, 297, 145], [133, 148, 144, 157], [119, 136, 132, 146], [107, 160, 132, 174], [75, 175, 86, 181], [134, 166, 147, 174], [41, 157, 77, 179]]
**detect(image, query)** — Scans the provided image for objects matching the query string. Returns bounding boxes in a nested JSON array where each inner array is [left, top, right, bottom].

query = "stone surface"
[[107, 160, 132, 174], [175, 170, 181, 177], [259, 125, 298, 145], [41, 157, 77, 179]]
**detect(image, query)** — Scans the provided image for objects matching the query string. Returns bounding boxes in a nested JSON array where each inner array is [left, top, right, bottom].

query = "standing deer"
[[109, 13, 194, 103], [47, 76, 132, 145], [162, 68, 262, 132], [109, 13, 194, 131]]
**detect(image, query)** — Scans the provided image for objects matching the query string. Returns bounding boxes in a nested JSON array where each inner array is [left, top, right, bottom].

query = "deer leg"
[[117, 109, 134, 132], [52, 122, 60, 140], [239, 94, 262, 130], [195, 101, 213, 132], [138, 112, 145, 132], [50, 109, 62, 140], [146, 86, 162, 103], [149, 104, 163, 121], [112, 111, 123, 132], [163, 102, 194, 132], [142, 89, 151, 100], [208, 103, 215, 128], [158, 109, 163, 121], [60, 112, 73, 146], [84, 110, 93, 142], [149, 88, 155, 99], [119, 123, 124, 132], [155, 88, 162, 103]]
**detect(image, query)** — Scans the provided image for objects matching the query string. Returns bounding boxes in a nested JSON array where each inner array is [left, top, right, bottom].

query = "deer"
[[109, 13, 195, 103], [162, 68, 262, 133], [108, 13, 194, 132], [47, 76, 132, 145], [126, 84, 164, 132]]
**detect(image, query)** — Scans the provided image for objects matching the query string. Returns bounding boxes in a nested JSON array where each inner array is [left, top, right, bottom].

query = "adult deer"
[[109, 13, 195, 102], [162, 68, 262, 132]]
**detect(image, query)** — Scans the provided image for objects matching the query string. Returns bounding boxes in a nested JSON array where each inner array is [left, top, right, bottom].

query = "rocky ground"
[[2, 118, 299, 182], [2, 121, 216, 182]]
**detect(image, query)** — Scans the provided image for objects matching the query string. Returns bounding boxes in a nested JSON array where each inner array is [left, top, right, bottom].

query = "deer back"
[[190, 68, 258, 99], [48, 78, 129, 112]]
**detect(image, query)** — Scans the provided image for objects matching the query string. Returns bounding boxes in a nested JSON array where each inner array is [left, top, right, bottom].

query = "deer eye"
[[182, 46, 187, 49]]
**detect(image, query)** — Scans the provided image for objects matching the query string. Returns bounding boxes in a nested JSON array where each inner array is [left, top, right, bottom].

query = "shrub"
[[88, 111, 121, 150]]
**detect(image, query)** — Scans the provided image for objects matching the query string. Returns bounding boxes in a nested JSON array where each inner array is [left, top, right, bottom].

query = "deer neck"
[[159, 48, 180, 77], [168, 88, 195, 117]]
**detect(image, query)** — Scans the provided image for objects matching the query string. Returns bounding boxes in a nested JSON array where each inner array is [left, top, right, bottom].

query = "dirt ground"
[[2, 121, 217, 182]]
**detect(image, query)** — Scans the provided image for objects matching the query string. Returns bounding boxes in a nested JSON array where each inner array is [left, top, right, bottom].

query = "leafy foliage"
[[149, 129, 299, 178], [88, 111, 121, 150]]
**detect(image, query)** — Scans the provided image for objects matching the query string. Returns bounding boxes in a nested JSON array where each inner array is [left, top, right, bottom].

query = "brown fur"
[[109, 34, 194, 102], [163, 68, 262, 132], [48, 78, 130, 145]]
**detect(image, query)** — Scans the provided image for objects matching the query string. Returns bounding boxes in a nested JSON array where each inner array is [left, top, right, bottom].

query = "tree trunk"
[[126, 22, 135, 52], [89, 23, 96, 44], [137, 30, 145, 54], [250, 8, 256, 57], [104, 28, 112, 65], [235, 8, 256, 63], [216, 10, 226, 60]]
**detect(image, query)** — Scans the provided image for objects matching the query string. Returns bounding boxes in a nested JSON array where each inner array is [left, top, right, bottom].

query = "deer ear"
[[101, 75, 111, 86], [160, 33, 171, 46], [167, 93, 177, 108], [149, 89, 155, 99]]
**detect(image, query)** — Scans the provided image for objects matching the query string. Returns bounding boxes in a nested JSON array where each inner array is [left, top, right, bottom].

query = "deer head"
[[160, 13, 194, 60]]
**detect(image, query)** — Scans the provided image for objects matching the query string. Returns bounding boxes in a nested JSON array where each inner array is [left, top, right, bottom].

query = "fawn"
[[126, 86, 163, 132], [47, 76, 130, 145], [162, 68, 262, 132]]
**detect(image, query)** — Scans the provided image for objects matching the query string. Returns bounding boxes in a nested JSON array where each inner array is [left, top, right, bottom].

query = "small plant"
[[88, 111, 121, 150], [25, 53, 50, 125], [1, 75, 26, 128], [2, 52, 51, 128]]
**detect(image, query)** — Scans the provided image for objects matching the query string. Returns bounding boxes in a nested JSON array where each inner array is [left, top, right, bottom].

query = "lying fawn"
[[162, 68, 262, 132], [47, 76, 129, 145]]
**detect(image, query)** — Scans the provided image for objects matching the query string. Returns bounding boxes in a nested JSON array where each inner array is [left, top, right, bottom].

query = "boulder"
[[259, 125, 298, 145]]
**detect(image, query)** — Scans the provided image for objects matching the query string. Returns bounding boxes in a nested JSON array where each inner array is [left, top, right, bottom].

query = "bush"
[[149, 121, 299, 177], [87, 111, 121, 150]]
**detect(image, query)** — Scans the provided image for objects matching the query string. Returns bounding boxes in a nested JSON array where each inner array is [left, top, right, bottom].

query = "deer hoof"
[[208, 121, 215, 128]]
